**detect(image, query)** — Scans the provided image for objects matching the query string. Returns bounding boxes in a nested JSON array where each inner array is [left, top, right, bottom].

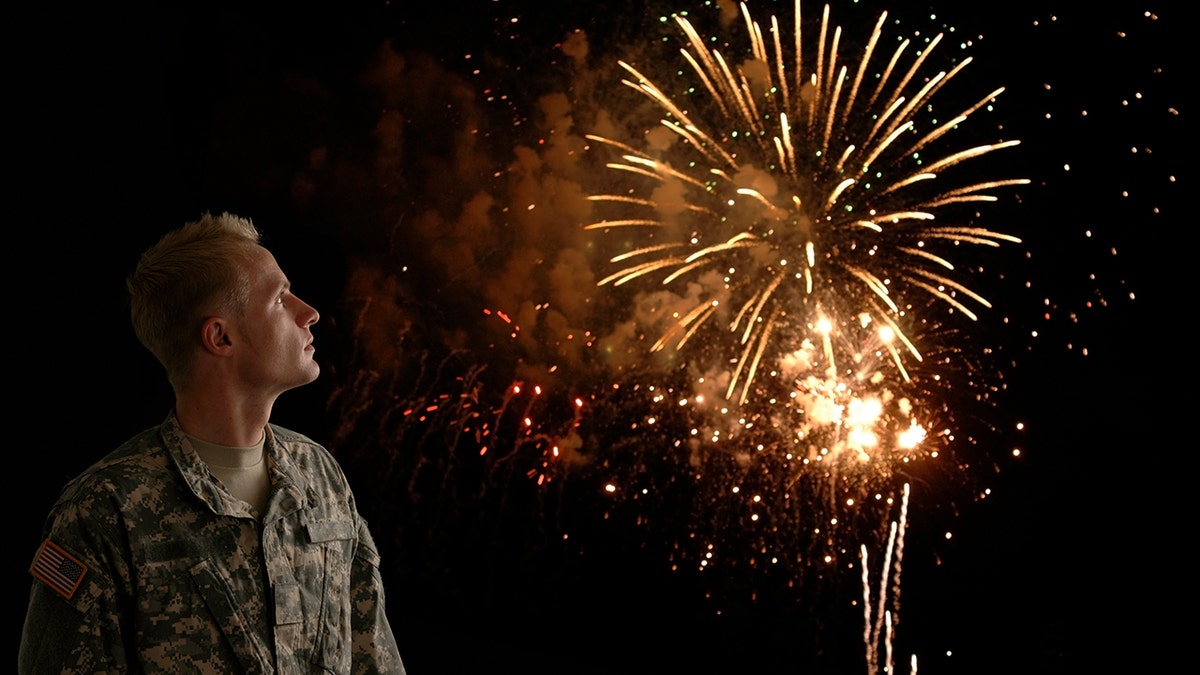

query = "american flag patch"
[[31, 539, 88, 600]]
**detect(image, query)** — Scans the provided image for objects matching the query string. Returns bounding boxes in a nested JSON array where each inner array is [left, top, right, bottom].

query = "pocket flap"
[[304, 519, 355, 543]]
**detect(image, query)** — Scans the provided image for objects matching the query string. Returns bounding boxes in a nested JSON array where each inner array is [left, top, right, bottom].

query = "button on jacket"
[[19, 412, 405, 674]]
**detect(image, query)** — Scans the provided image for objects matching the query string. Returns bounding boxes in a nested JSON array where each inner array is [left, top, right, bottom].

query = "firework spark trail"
[[861, 483, 911, 675]]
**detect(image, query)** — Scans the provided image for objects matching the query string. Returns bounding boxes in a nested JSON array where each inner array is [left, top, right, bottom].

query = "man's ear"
[[201, 317, 234, 356]]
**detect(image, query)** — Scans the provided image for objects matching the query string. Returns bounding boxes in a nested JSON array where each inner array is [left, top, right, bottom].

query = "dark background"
[[13, 1, 1182, 673]]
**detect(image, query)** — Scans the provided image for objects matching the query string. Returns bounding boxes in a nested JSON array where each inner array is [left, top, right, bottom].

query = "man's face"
[[228, 245, 320, 396]]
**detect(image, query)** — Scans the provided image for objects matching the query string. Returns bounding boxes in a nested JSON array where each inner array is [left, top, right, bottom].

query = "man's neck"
[[174, 389, 275, 447]]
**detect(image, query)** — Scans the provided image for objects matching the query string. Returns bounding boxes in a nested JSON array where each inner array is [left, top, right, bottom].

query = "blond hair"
[[127, 212, 263, 388]]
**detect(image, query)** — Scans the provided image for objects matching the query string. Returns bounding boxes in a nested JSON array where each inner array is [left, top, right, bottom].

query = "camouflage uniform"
[[19, 412, 406, 674]]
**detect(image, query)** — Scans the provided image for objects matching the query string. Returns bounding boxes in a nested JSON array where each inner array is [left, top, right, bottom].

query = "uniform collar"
[[161, 411, 309, 519]]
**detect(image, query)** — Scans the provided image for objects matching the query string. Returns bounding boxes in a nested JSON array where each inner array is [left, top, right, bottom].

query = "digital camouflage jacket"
[[19, 412, 406, 674]]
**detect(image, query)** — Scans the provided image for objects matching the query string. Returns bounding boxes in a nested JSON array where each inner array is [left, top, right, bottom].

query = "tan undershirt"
[[189, 434, 270, 516]]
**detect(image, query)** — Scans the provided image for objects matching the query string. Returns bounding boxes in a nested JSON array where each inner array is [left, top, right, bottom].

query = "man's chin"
[[291, 362, 321, 388], [304, 362, 321, 384]]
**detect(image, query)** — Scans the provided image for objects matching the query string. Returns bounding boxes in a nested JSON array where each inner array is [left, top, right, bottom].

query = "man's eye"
[[277, 294, 286, 304]]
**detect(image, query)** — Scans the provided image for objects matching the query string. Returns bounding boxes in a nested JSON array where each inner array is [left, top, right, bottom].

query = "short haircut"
[[127, 212, 262, 388]]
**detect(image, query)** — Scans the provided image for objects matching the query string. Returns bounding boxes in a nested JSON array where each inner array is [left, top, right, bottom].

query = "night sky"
[[14, 1, 1182, 673]]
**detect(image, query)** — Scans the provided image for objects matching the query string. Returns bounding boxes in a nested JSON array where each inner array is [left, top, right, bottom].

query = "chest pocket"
[[138, 545, 274, 674], [274, 518, 357, 672]]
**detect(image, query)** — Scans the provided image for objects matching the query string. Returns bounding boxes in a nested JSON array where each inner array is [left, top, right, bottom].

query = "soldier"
[[19, 212, 406, 673]]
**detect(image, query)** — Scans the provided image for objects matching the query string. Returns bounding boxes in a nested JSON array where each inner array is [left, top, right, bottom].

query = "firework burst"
[[584, 1, 1027, 499]]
